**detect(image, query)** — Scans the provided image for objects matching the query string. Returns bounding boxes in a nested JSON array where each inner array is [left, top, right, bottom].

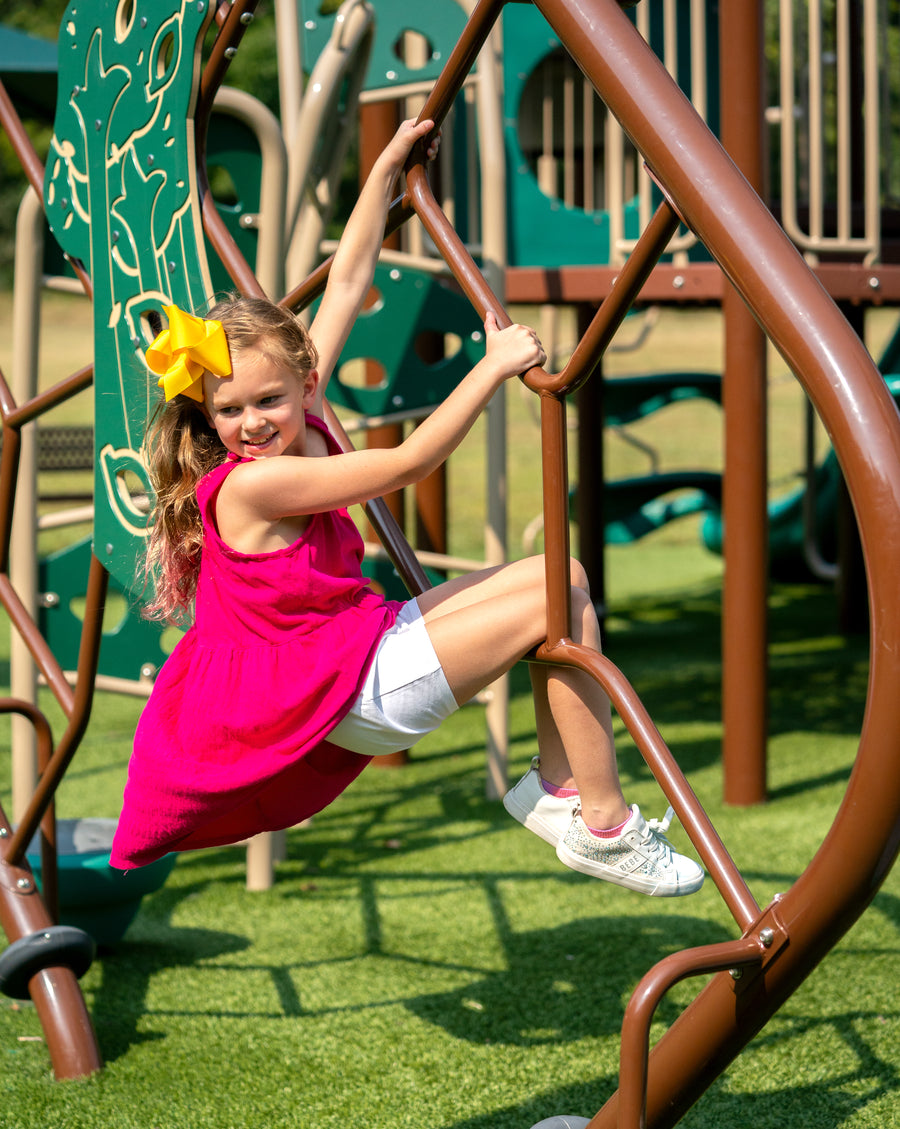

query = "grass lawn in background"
[[0, 297, 899, 1127]]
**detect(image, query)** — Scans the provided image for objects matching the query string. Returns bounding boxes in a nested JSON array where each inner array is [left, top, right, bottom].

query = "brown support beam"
[[719, 0, 769, 806], [575, 307, 605, 615], [360, 101, 405, 530]]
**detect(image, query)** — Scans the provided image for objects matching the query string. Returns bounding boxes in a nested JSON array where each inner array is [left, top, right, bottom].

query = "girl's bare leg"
[[417, 556, 628, 829]]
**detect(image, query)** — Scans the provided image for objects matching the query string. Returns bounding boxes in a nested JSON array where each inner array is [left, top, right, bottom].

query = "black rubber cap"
[[0, 925, 95, 1000]]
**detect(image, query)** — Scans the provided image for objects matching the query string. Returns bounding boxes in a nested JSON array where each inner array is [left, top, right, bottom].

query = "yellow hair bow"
[[145, 305, 232, 402]]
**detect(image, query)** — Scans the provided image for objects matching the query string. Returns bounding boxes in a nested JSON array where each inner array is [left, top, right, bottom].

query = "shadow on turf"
[[88, 877, 251, 1063], [402, 905, 732, 1046], [604, 579, 869, 742], [441, 1057, 897, 1129]]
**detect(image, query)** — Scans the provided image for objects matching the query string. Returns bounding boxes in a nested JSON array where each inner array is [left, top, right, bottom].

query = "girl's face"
[[203, 348, 318, 459]]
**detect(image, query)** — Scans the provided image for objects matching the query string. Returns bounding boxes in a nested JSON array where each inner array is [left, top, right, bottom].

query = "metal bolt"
[[140, 663, 157, 680], [95, 119, 102, 131], [105, 543, 114, 556], [730, 967, 743, 981], [224, 47, 238, 59], [16, 877, 31, 891], [147, 154, 155, 167], [0, 827, 9, 837], [168, 261, 177, 274], [40, 591, 61, 609], [869, 276, 881, 291], [240, 11, 254, 23], [759, 927, 775, 948], [673, 275, 685, 289]]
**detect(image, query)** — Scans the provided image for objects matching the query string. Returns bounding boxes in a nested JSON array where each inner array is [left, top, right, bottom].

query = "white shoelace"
[[643, 806, 677, 863], [647, 805, 675, 835]]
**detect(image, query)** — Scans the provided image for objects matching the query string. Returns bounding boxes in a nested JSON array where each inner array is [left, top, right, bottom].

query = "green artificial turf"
[[1, 540, 898, 1129]]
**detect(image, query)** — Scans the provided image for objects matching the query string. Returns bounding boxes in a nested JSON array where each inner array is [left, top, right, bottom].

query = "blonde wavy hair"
[[141, 295, 319, 624]]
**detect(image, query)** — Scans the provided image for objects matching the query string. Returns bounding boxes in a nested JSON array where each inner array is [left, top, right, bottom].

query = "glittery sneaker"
[[503, 756, 580, 846], [555, 805, 704, 896]]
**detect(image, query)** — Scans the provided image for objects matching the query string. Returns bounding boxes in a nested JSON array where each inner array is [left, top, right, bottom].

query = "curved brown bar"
[[617, 935, 768, 1129], [0, 704, 102, 1079]]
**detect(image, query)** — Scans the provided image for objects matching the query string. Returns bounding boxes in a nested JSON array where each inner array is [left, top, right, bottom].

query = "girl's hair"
[[141, 295, 319, 623]]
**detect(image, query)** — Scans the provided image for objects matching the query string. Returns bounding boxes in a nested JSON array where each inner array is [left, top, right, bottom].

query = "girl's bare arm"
[[308, 118, 438, 412], [225, 317, 545, 522]]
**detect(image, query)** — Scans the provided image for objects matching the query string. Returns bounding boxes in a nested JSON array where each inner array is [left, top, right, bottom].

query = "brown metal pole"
[[539, 394, 573, 649], [1, 720, 101, 1080], [5, 555, 109, 867], [360, 101, 405, 530], [0, 855, 101, 1078], [574, 314, 605, 613], [719, 0, 769, 806]]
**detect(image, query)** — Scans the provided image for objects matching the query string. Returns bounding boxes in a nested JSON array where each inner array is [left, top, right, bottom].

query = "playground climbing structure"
[[0, 5, 899, 1129]]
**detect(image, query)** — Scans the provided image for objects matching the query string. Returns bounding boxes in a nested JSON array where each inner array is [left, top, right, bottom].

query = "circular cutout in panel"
[[391, 29, 437, 70]]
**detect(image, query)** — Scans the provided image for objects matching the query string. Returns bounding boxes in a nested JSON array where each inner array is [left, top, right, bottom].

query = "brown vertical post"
[[574, 304, 605, 619], [359, 102, 410, 766], [719, 0, 769, 805], [414, 334, 448, 558], [360, 101, 404, 528], [359, 103, 448, 561]]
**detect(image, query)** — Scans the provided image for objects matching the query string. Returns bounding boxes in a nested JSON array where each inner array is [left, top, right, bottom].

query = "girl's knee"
[[569, 558, 590, 597]]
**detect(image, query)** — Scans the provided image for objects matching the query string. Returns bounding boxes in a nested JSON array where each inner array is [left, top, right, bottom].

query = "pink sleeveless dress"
[[109, 416, 404, 869]]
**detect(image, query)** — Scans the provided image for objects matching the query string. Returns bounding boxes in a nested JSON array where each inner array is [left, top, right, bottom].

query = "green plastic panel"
[[44, 0, 217, 596], [323, 262, 485, 417], [38, 535, 173, 682], [297, 0, 467, 90], [502, 2, 720, 268]]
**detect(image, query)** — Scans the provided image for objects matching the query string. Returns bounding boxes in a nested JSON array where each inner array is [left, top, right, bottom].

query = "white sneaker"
[[555, 805, 705, 896], [503, 756, 580, 846]]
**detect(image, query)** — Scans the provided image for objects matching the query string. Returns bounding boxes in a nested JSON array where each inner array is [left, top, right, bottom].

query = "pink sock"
[[587, 808, 633, 839], [540, 777, 579, 799]]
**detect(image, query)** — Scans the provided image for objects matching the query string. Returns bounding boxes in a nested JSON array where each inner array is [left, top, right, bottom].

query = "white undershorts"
[[328, 598, 458, 756]]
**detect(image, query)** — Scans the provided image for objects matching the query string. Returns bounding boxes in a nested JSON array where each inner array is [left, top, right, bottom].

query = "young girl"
[[109, 119, 703, 897]]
